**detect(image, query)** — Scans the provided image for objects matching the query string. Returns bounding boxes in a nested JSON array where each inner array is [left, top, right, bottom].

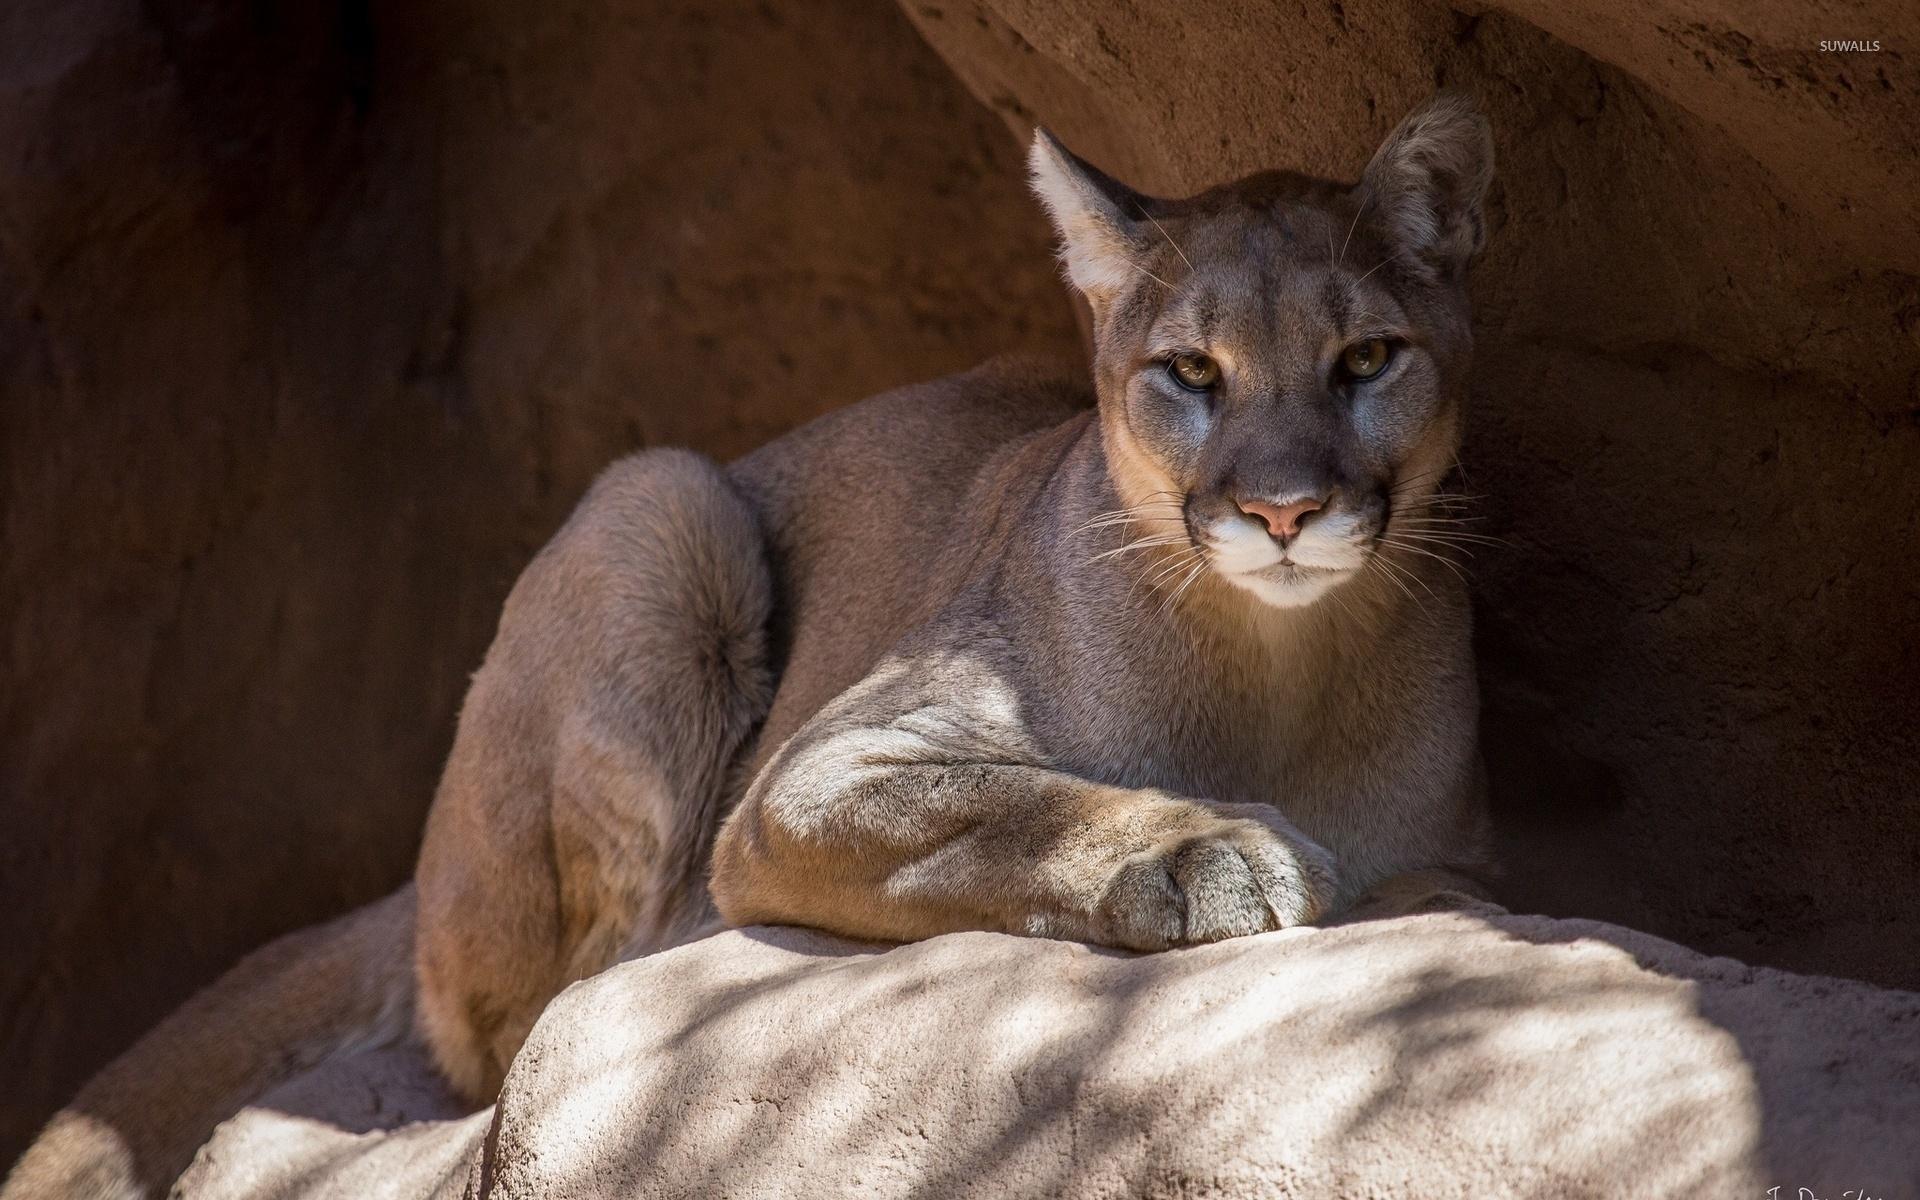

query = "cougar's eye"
[[1341, 338, 1392, 381], [1168, 352, 1220, 392]]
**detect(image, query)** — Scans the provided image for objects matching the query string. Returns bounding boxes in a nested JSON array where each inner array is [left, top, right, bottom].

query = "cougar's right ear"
[[1028, 129, 1152, 308], [1359, 92, 1495, 281]]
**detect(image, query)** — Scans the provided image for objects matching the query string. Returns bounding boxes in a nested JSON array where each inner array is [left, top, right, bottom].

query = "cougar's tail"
[[2, 886, 418, 1200]]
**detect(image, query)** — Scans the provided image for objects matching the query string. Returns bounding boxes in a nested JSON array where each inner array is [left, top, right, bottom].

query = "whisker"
[[1074, 512, 1183, 534], [1158, 556, 1211, 618], [1353, 250, 1407, 286], [1387, 540, 1484, 560], [1392, 514, 1483, 528], [1390, 510, 1488, 523], [1128, 546, 1204, 607], [1121, 257, 1174, 290], [1450, 452, 1475, 490], [1134, 541, 1202, 583], [1141, 552, 1205, 602], [1389, 505, 1481, 521], [1385, 477, 1450, 501], [1071, 504, 1184, 536], [1178, 559, 1209, 600], [1323, 583, 1358, 624], [1390, 518, 1505, 537], [1366, 556, 1418, 605], [1138, 206, 1193, 274], [1076, 492, 1187, 519], [1143, 544, 1203, 578], [1371, 552, 1434, 601], [1390, 526, 1502, 543], [1086, 535, 1192, 564], [1385, 466, 1461, 492], [1336, 194, 1369, 272], [1388, 491, 1484, 508], [1380, 538, 1470, 580], [1388, 528, 1510, 548], [1390, 509, 1492, 521]]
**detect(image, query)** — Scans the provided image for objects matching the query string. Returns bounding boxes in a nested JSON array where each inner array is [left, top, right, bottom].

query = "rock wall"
[[902, 0, 1920, 984], [0, 0, 1076, 1162]]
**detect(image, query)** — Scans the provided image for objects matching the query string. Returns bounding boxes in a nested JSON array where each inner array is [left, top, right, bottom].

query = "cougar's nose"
[[1238, 496, 1325, 541]]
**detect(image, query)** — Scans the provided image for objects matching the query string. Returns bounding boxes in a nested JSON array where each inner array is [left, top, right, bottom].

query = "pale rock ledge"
[[179, 909, 1920, 1199]]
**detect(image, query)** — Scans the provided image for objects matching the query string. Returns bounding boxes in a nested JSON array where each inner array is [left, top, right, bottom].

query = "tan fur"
[[6, 95, 1495, 1198], [711, 94, 1495, 944], [412, 449, 772, 1100]]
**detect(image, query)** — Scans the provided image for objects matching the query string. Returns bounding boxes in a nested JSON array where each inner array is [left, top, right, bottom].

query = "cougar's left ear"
[[1360, 92, 1495, 281], [1028, 129, 1154, 309]]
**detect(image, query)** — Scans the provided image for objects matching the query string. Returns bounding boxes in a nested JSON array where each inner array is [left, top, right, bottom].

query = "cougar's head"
[[1031, 94, 1493, 610]]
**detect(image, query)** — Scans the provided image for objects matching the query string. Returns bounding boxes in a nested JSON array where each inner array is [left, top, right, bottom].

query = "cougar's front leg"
[[710, 667, 1338, 950], [414, 450, 772, 1101]]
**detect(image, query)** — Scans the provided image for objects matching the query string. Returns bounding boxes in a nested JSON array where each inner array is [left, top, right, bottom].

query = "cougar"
[[7, 93, 1495, 1198]]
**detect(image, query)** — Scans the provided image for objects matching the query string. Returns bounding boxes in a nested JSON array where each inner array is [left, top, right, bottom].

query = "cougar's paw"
[[1098, 805, 1339, 950]]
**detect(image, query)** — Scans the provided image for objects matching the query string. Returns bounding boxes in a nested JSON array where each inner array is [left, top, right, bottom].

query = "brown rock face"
[[0, 0, 1075, 1162], [903, 0, 1920, 988]]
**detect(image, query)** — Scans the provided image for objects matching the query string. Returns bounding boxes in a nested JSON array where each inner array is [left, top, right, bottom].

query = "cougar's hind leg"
[[414, 449, 773, 1102]]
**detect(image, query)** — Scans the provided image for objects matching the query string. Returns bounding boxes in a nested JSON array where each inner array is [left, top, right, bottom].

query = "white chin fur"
[[1220, 566, 1353, 609], [1203, 517, 1366, 610]]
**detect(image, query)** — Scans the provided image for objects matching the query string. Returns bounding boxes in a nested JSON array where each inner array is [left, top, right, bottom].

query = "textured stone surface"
[[900, 0, 1920, 986], [177, 1040, 482, 1200], [0, 0, 1076, 1161], [175, 914, 1920, 1199]]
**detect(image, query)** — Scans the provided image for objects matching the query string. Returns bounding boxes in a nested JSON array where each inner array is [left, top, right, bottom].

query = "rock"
[[177, 913, 1920, 1199], [175, 1041, 482, 1200]]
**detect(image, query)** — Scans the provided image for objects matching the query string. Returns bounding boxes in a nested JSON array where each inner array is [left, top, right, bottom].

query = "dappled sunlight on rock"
[[162, 910, 1918, 1197], [460, 912, 1912, 1198]]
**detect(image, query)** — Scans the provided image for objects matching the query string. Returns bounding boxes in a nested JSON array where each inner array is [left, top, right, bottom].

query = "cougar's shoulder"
[[727, 353, 1092, 767]]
